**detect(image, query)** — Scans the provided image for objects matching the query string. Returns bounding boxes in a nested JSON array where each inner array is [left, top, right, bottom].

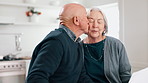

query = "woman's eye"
[[98, 20, 104, 24], [88, 19, 94, 23], [98, 21, 102, 24]]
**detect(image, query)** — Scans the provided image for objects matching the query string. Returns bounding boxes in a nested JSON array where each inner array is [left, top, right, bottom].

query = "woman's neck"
[[84, 36, 106, 44]]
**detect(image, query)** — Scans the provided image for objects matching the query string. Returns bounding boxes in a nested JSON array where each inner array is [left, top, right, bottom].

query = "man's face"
[[87, 11, 105, 38], [79, 10, 89, 34]]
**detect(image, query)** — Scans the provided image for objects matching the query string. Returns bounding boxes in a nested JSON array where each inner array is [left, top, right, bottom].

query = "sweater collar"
[[59, 24, 81, 42]]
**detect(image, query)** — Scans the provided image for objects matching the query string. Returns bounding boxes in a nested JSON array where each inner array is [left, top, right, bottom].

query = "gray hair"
[[88, 8, 108, 35]]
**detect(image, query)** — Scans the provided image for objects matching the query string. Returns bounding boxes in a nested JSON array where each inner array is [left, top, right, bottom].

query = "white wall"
[[118, 0, 148, 72], [1, 0, 148, 73], [98, 3, 119, 39], [83, 0, 117, 8], [0, 0, 60, 57]]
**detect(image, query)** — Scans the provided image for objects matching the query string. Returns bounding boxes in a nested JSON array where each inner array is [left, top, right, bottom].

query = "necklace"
[[85, 40, 105, 61]]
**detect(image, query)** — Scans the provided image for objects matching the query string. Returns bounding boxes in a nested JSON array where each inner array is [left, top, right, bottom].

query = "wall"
[[97, 3, 119, 39], [83, 0, 117, 8], [0, 0, 60, 57], [1, 0, 148, 73], [118, 0, 148, 72]]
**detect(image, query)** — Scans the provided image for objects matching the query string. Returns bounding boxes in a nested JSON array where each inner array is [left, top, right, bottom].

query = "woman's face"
[[87, 11, 105, 38]]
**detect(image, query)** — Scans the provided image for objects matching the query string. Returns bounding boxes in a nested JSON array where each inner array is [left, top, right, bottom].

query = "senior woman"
[[82, 8, 131, 83]]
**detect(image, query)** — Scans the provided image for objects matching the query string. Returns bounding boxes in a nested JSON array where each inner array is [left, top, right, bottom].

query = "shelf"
[[0, 2, 57, 8], [14, 22, 59, 27], [0, 2, 60, 26], [0, 22, 59, 26], [14, 22, 51, 26], [0, 23, 14, 25]]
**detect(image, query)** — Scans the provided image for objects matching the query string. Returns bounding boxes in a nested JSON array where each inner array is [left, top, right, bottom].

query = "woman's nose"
[[92, 20, 99, 28]]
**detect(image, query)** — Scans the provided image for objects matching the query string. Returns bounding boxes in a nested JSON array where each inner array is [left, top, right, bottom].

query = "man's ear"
[[73, 16, 80, 25]]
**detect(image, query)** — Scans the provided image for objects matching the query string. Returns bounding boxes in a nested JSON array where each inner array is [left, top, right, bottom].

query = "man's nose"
[[88, 23, 91, 29], [86, 19, 89, 26], [86, 19, 89, 24]]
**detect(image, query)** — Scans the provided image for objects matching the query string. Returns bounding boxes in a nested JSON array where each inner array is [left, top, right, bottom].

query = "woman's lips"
[[91, 30, 99, 32]]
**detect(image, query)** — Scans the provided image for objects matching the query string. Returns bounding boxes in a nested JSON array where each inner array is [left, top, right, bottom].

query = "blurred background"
[[0, 0, 147, 83]]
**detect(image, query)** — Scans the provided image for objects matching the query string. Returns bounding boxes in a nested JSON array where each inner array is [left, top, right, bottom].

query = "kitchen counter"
[[0, 56, 31, 61], [129, 67, 148, 83]]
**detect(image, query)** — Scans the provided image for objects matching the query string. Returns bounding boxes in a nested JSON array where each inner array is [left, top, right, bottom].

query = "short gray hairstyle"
[[88, 8, 108, 35]]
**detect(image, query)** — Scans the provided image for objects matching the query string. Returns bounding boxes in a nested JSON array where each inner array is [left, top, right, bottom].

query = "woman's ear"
[[73, 16, 79, 25]]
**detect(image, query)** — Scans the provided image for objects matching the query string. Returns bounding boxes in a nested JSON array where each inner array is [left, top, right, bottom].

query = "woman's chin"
[[91, 34, 101, 38]]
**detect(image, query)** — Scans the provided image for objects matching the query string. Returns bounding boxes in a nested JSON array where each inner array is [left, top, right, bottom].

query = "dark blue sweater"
[[26, 25, 93, 83]]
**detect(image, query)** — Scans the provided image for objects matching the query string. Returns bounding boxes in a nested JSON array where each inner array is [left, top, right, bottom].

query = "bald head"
[[59, 3, 86, 24], [59, 3, 89, 38]]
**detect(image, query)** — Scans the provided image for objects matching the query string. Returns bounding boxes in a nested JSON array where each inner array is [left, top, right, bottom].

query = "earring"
[[102, 30, 106, 35]]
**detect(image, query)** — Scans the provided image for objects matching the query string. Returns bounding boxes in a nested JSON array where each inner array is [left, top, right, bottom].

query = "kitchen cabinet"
[[0, 59, 32, 83], [0, 60, 28, 83], [24, 59, 31, 77]]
